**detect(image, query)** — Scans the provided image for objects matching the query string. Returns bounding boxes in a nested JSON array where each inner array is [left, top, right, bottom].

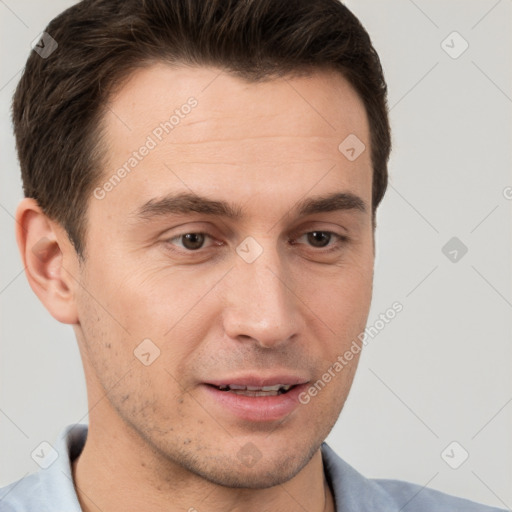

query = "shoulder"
[[321, 442, 506, 512], [0, 473, 43, 512], [373, 478, 506, 512], [0, 424, 87, 512]]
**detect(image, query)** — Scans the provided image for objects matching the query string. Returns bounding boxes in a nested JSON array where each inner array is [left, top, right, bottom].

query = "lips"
[[201, 375, 310, 421], [205, 375, 308, 394]]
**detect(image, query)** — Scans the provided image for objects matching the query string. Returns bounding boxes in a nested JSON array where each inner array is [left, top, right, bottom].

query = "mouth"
[[201, 376, 310, 422], [208, 383, 296, 396]]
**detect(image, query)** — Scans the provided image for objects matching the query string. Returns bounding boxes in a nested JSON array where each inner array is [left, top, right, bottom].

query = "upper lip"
[[205, 375, 310, 388]]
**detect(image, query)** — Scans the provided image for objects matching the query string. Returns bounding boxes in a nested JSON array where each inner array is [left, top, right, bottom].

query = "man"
[[0, 0, 506, 511]]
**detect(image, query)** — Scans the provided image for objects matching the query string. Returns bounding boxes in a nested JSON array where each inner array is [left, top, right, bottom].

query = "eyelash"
[[165, 231, 349, 254]]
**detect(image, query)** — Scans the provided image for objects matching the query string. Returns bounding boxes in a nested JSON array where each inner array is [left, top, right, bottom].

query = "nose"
[[221, 238, 303, 349]]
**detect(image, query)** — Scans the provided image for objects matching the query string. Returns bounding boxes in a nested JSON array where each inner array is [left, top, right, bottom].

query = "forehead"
[[103, 62, 369, 146], [93, 62, 372, 225]]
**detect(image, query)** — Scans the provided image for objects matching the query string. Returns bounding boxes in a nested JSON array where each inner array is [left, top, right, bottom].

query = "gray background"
[[1, 0, 511, 509]]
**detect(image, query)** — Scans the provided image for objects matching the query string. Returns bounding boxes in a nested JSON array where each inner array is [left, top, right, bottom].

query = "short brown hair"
[[12, 0, 391, 259]]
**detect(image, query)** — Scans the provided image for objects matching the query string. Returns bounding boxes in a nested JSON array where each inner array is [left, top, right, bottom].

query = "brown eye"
[[306, 231, 332, 248], [293, 231, 348, 251], [168, 232, 212, 251], [181, 233, 206, 250]]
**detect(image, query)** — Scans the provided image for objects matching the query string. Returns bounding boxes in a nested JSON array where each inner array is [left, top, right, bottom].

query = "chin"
[[193, 459, 306, 489], [172, 437, 322, 489]]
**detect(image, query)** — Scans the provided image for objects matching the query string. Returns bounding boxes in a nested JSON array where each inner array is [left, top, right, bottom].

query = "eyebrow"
[[132, 190, 367, 222]]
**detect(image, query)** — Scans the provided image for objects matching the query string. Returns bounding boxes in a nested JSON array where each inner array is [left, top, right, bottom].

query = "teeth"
[[216, 384, 293, 393], [246, 386, 262, 391], [231, 390, 280, 396]]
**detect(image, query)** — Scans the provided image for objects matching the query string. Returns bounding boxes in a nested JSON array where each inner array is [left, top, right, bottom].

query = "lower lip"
[[201, 384, 308, 422]]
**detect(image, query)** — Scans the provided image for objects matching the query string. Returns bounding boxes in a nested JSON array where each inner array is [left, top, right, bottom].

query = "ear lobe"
[[15, 198, 79, 324]]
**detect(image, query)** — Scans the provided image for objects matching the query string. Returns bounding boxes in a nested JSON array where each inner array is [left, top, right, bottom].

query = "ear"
[[15, 198, 80, 324]]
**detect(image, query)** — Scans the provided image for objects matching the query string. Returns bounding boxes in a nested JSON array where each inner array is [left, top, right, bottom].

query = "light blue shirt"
[[0, 424, 506, 511]]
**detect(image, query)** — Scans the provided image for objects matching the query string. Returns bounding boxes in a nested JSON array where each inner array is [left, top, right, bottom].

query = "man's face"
[[73, 63, 374, 487]]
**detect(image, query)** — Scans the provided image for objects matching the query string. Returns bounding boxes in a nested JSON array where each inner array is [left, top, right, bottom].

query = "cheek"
[[79, 260, 219, 381], [299, 265, 373, 382], [75, 283, 188, 416], [304, 258, 373, 327], [84, 257, 183, 337]]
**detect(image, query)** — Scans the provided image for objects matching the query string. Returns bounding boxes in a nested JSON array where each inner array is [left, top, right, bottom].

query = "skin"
[[16, 63, 374, 512]]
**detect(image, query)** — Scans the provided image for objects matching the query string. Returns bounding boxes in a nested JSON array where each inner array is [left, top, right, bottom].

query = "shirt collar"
[[320, 441, 397, 511], [41, 423, 87, 511]]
